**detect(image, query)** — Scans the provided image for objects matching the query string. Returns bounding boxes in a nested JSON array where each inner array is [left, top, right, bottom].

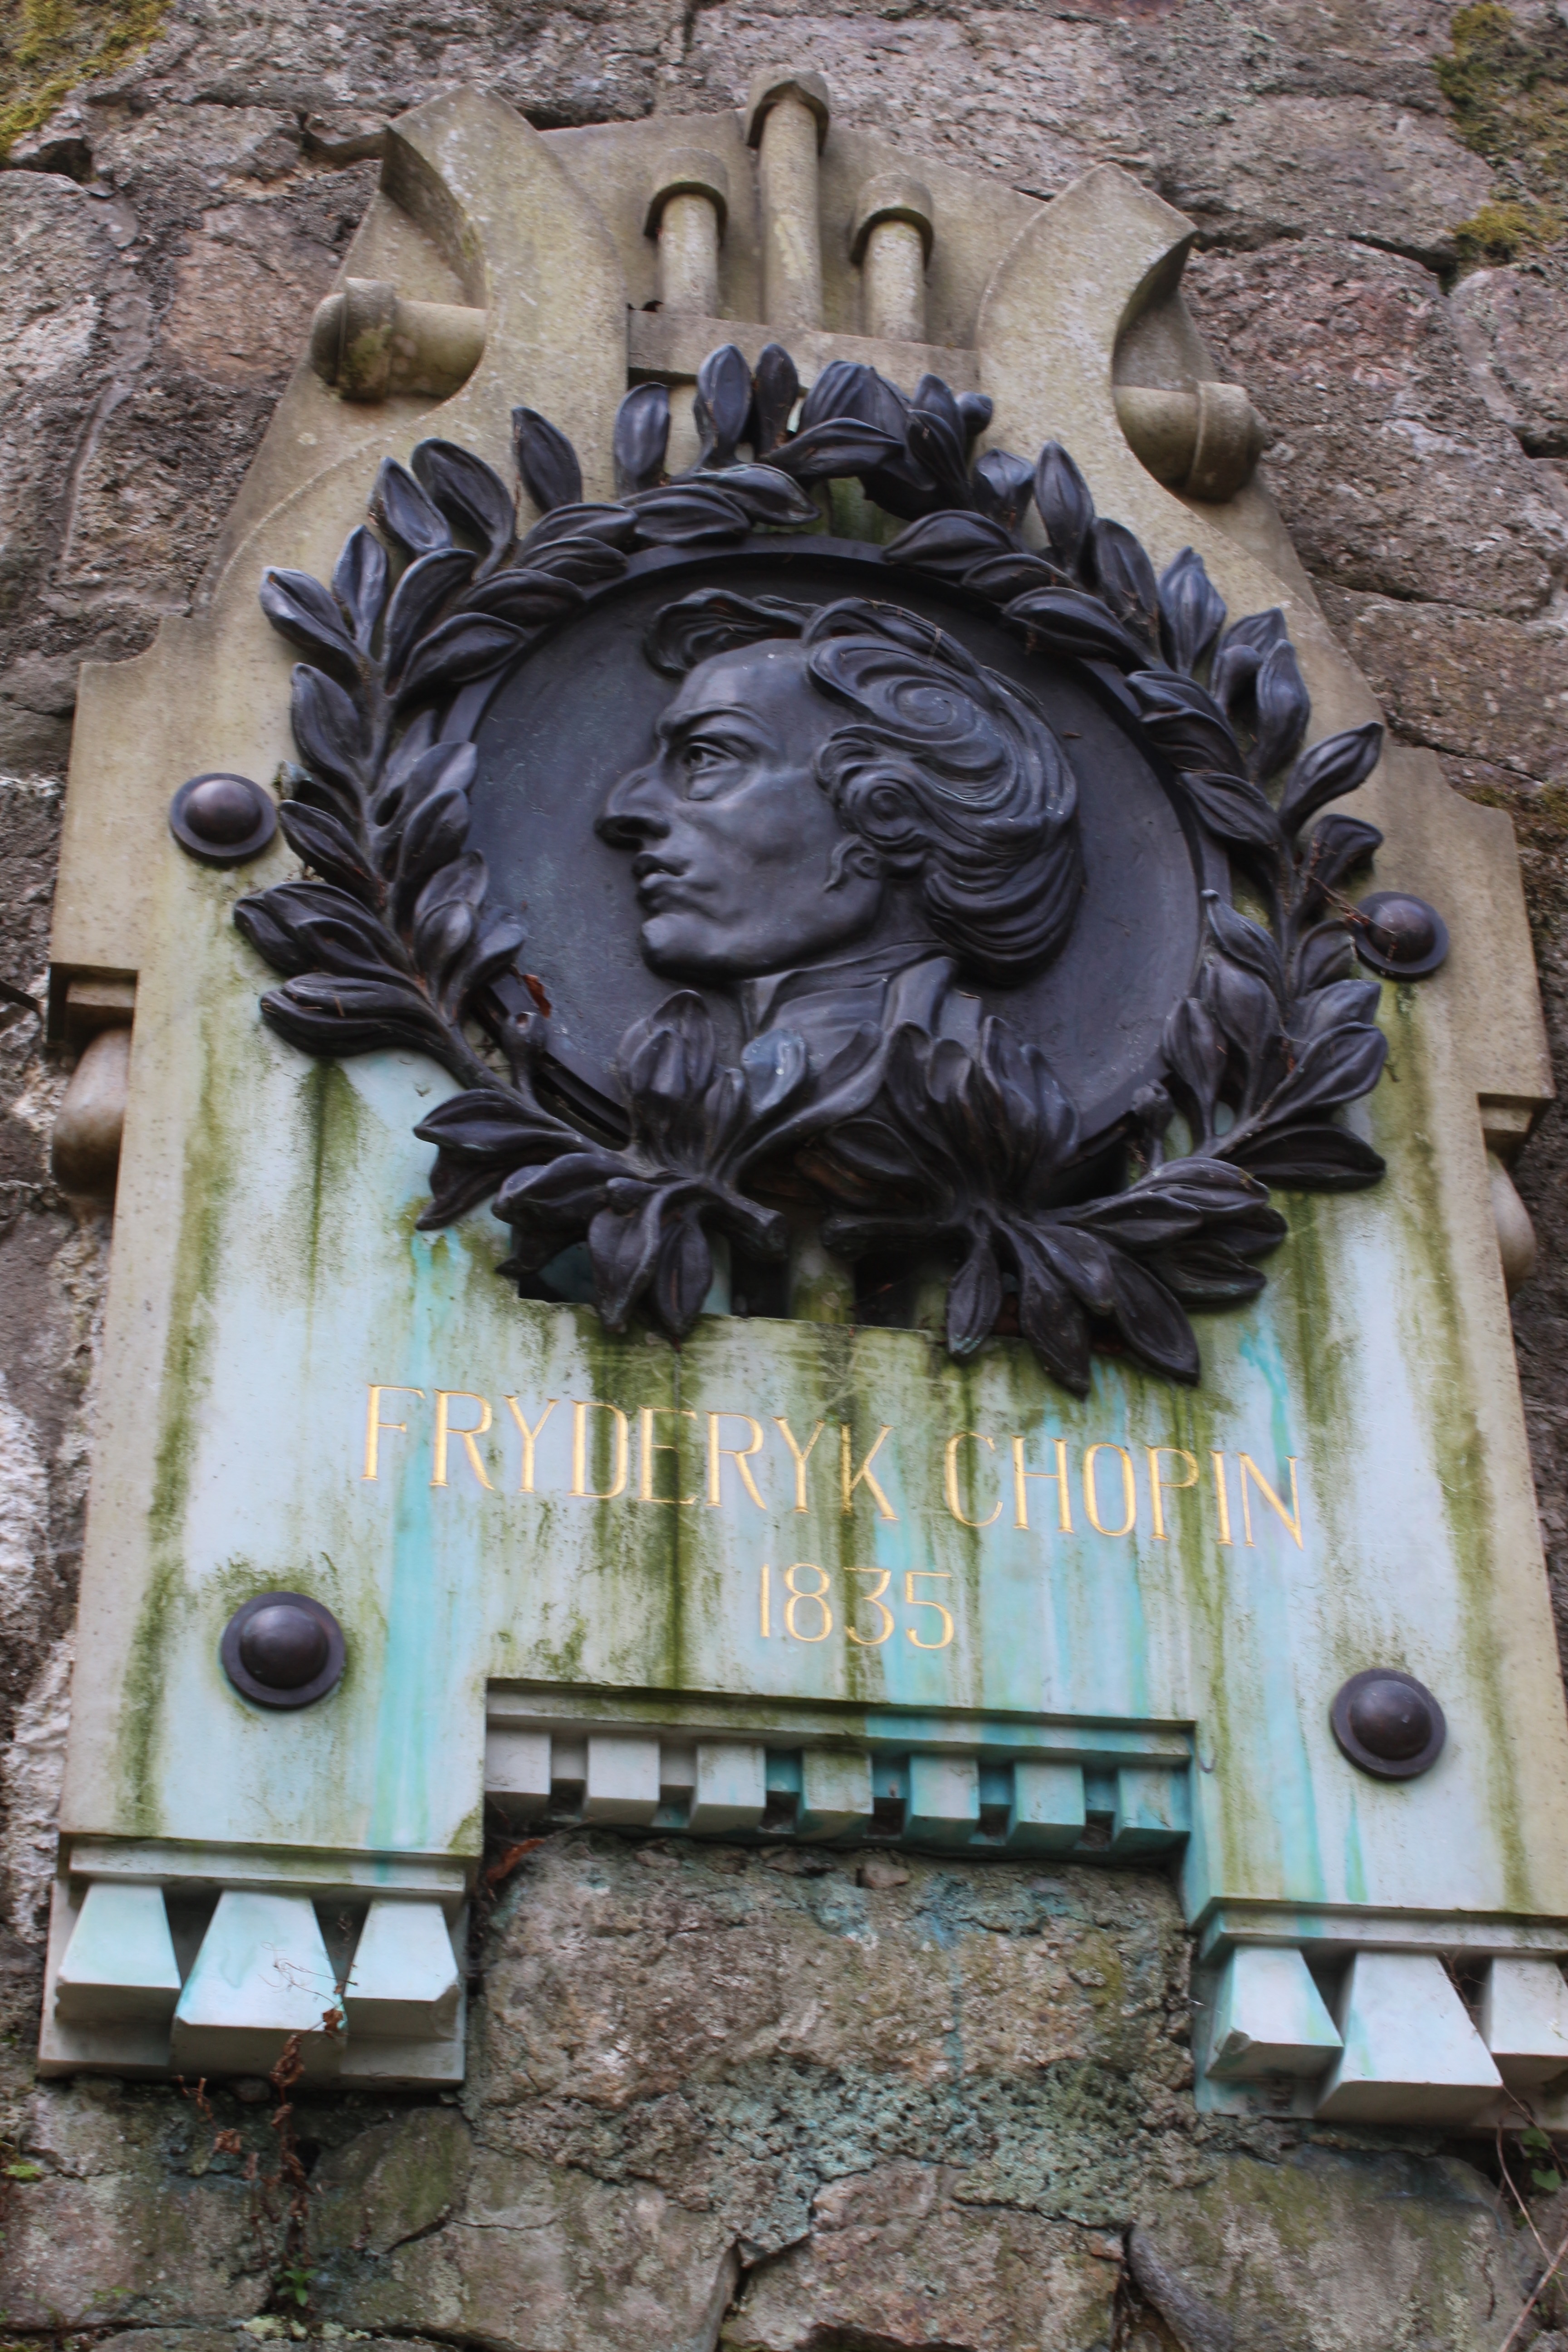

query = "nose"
[[597, 759, 671, 848]]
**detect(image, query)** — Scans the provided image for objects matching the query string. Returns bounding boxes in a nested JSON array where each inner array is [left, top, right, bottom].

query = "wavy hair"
[[644, 592, 1083, 984]]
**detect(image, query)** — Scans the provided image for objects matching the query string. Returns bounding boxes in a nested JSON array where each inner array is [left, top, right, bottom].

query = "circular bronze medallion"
[[220, 1591, 345, 1710], [1330, 1667, 1446, 1779], [470, 540, 1224, 1144]]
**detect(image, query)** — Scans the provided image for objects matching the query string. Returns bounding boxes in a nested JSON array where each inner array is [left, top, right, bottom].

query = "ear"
[[826, 835, 884, 890]]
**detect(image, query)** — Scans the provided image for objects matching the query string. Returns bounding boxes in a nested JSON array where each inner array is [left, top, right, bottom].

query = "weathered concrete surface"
[[0, 1838, 1542, 2347], [1453, 265, 1568, 454], [0, 151, 369, 771], [0, 779, 103, 1946], [1181, 204, 1568, 1676], [685, 9, 1152, 195], [1318, 586, 1568, 789], [720, 2162, 1120, 2351], [1185, 235, 1568, 616], [1134, 2145, 1536, 2352]]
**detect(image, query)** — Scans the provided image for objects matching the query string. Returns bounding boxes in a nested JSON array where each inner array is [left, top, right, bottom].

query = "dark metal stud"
[[1352, 891, 1449, 980], [170, 772, 277, 867], [1331, 1667, 1446, 1780], [220, 1592, 345, 1710]]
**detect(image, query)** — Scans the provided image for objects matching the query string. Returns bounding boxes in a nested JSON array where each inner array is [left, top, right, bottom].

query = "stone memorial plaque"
[[38, 83, 1568, 2126]]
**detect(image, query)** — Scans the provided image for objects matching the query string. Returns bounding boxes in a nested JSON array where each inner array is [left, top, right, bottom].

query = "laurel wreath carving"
[[236, 340, 1412, 1396]]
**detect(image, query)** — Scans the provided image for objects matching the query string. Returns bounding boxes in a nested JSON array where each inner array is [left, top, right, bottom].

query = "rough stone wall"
[[0, 1837, 1544, 2347], [5, 2, 1568, 2342]]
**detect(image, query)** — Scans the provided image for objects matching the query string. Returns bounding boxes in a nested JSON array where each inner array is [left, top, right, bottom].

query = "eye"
[[681, 735, 743, 797]]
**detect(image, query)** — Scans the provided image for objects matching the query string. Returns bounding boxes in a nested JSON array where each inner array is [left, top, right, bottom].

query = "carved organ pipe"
[[309, 278, 486, 402], [645, 150, 730, 318], [1489, 1152, 1538, 1296], [53, 1015, 132, 1200], [745, 67, 831, 333], [852, 174, 934, 344], [1113, 381, 1268, 503]]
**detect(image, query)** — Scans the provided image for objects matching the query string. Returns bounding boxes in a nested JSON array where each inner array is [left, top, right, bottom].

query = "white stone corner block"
[[1007, 1760, 1085, 1852], [583, 1733, 662, 1825], [171, 1891, 343, 2076], [1205, 1945, 1343, 2081], [1112, 1765, 1191, 1854], [799, 1748, 873, 1838], [345, 1899, 460, 2039], [690, 1742, 767, 1834], [1481, 1956, 1568, 2089], [659, 1743, 698, 1804], [55, 1882, 182, 2025], [907, 1753, 980, 1843], [1315, 1950, 1502, 2124], [484, 1727, 551, 1819]]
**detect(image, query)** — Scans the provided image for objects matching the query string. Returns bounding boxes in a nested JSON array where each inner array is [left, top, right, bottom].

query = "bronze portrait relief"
[[596, 597, 1083, 1081], [233, 341, 1438, 1391]]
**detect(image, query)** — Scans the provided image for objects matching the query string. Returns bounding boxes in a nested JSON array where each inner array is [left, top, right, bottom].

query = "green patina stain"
[[124, 939, 240, 1830], [1379, 985, 1531, 1909], [825, 479, 903, 547], [339, 324, 394, 400], [1343, 1789, 1369, 1906], [831, 1327, 895, 1710], [301, 1060, 368, 1336], [790, 1249, 854, 1325], [933, 1346, 990, 1708]]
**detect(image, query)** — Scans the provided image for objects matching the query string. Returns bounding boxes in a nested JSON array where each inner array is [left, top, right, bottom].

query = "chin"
[[639, 916, 732, 980]]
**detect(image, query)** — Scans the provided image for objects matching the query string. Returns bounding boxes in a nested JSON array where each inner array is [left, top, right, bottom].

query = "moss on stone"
[[1452, 196, 1562, 263], [0, 0, 168, 162], [1438, 5, 1568, 255]]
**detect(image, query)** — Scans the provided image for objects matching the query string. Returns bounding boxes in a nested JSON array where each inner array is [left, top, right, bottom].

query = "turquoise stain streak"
[[1237, 1319, 1328, 1905], [868, 1513, 927, 1706], [1095, 1360, 1153, 1721], [1343, 1792, 1368, 1908], [1020, 1364, 1155, 1726], [367, 1228, 470, 1855]]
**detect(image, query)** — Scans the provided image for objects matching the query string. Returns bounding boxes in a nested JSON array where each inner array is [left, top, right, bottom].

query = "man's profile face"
[[597, 642, 887, 982]]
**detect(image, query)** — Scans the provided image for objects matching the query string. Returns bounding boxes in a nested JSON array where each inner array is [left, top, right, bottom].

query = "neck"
[[739, 944, 961, 1078]]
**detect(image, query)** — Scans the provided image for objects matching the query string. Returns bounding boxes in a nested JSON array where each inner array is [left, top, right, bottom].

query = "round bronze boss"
[[1330, 1667, 1446, 1780], [220, 1592, 345, 1710], [170, 772, 278, 867], [1352, 891, 1449, 980]]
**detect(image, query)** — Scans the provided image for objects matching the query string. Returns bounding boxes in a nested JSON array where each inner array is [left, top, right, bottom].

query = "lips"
[[632, 853, 689, 909]]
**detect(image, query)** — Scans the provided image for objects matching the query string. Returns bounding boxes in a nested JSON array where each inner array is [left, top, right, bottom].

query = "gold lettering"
[[706, 1411, 767, 1510], [639, 1405, 697, 1504], [784, 1561, 833, 1642], [840, 1423, 898, 1519], [844, 1565, 894, 1646], [1210, 1450, 1234, 1547], [503, 1396, 556, 1494], [363, 1384, 424, 1481], [943, 1431, 1002, 1528], [1010, 1435, 1073, 1532], [904, 1569, 955, 1650], [1146, 1445, 1199, 1540], [1239, 1453, 1304, 1548], [773, 1416, 826, 1513], [431, 1391, 494, 1490], [1083, 1442, 1135, 1537], [760, 1559, 771, 1639], [571, 1399, 628, 1500]]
